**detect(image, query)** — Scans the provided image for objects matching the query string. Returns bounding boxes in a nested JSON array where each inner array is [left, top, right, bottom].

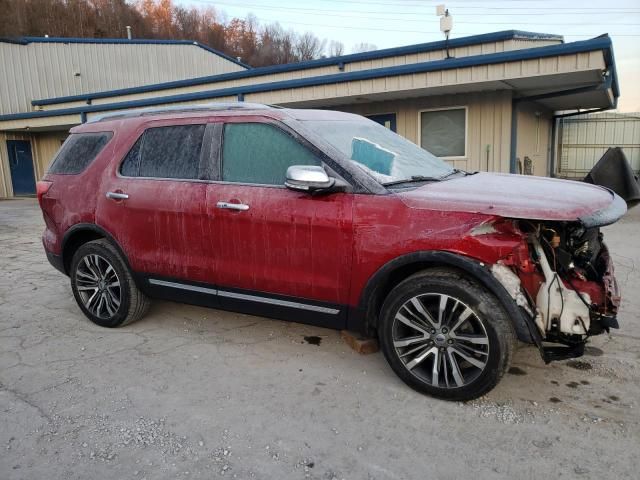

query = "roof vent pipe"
[[126, 26, 132, 40]]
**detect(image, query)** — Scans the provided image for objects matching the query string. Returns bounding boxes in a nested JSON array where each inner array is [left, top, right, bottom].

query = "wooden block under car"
[[341, 330, 379, 354]]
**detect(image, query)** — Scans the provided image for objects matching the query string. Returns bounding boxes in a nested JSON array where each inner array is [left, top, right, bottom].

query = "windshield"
[[301, 119, 454, 184]]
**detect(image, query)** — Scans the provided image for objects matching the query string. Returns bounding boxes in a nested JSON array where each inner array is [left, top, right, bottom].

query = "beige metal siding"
[[32, 132, 69, 177], [0, 42, 245, 115], [72, 50, 606, 115], [333, 91, 513, 173], [42, 39, 582, 111], [516, 102, 553, 176], [0, 131, 71, 198], [558, 112, 640, 177]]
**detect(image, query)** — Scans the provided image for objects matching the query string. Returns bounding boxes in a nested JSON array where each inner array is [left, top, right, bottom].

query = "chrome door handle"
[[106, 191, 129, 200], [216, 201, 249, 211]]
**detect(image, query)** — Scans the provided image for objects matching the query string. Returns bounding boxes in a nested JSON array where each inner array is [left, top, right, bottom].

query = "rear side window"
[[222, 123, 320, 185], [120, 124, 206, 179], [48, 132, 112, 174]]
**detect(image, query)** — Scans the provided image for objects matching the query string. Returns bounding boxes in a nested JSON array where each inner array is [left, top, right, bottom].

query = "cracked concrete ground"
[[1, 198, 639, 480]]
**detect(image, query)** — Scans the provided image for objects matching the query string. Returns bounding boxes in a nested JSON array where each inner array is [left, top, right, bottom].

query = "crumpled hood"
[[397, 172, 627, 227]]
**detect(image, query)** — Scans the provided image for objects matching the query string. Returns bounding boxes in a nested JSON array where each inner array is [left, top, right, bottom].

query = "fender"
[[61, 223, 133, 274], [347, 250, 537, 344]]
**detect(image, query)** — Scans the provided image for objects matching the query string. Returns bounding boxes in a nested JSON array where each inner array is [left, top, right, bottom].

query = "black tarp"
[[584, 147, 640, 208]]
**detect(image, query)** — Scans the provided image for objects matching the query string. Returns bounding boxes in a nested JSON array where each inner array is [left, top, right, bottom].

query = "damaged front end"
[[489, 219, 621, 363]]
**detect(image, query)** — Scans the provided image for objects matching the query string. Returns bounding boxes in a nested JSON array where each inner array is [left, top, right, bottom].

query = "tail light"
[[36, 180, 53, 207]]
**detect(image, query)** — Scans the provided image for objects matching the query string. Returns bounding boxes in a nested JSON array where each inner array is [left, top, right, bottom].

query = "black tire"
[[70, 239, 150, 327], [379, 268, 515, 401]]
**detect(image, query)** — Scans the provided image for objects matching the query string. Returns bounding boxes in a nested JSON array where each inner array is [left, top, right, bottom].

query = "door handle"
[[106, 191, 129, 200], [216, 201, 249, 211]]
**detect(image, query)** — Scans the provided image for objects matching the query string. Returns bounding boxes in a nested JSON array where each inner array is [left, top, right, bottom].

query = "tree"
[[0, 0, 338, 67], [295, 31, 326, 61], [352, 42, 377, 53], [327, 40, 344, 57]]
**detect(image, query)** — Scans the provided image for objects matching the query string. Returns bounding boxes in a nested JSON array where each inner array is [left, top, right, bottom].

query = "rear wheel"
[[70, 239, 150, 327], [379, 268, 515, 401]]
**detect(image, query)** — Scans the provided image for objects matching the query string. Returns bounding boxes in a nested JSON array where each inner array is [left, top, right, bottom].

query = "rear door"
[[97, 119, 213, 285], [7, 140, 36, 195], [204, 119, 354, 327]]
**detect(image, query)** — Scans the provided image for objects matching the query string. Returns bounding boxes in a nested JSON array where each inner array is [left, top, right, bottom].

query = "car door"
[[98, 119, 213, 286], [204, 119, 354, 327]]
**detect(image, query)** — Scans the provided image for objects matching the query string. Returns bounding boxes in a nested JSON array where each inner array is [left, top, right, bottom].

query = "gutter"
[[29, 30, 568, 107]]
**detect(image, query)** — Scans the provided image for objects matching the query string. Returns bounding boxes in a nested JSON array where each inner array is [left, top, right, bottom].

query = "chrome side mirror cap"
[[285, 165, 335, 192]]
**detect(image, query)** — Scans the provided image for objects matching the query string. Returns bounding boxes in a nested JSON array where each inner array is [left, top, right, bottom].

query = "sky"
[[179, 0, 640, 112]]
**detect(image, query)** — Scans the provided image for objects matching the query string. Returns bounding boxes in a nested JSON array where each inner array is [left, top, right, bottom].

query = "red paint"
[[399, 172, 616, 221], [36, 180, 52, 206], [38, 108, 620, 316]]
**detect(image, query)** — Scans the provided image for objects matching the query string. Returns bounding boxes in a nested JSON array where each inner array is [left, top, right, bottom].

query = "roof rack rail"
[[90, 102, 272, 122]]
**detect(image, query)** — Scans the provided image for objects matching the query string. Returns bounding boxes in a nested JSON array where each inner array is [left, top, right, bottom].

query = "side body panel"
[[95, 117, 211, 282], [348, 194, 523, 307], [204, 182, 354, 307]]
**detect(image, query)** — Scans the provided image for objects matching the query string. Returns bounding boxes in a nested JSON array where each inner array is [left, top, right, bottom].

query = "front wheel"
[[379, 268, 515, 401]]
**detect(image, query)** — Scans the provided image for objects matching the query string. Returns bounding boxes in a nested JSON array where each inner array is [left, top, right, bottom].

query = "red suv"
[[38, 103, 625, 400]]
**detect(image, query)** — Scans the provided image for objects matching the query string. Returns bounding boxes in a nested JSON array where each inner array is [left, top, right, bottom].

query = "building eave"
[[0, 35, 616, 126], [30, 30, 564, 107]]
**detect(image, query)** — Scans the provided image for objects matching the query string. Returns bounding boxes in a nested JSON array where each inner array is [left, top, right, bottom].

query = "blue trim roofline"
[[1, 36, 250, 69], [31, 30, 562, 107], [1, 36, 616, 123]]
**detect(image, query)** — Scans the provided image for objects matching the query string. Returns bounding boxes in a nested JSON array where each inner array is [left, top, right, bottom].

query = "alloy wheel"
[[74, 254, 121, 319], [391, 293, 489, 388]]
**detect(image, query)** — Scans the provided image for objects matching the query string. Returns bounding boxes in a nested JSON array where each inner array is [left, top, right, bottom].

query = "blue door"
[[366, 113, 397, 132], [7, 140, 36, 196]]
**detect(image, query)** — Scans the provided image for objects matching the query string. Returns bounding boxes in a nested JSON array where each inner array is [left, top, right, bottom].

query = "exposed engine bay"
[[492, 219, 621, 362]]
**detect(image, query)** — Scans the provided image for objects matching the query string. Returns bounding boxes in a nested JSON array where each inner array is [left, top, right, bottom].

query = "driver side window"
[[222, 122, 321, 185]]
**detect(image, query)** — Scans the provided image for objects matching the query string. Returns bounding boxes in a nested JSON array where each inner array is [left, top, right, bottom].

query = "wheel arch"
[[349, 251, 536, 344], [61, 224, 131, 275]]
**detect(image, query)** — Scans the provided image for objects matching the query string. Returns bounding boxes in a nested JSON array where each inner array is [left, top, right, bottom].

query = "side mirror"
[[285, 165, 335, 193]]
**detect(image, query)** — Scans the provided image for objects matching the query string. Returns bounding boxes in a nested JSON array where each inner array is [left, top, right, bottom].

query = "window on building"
[[419, 107, 467, 158], [49, 133, 112, 174], [120, 125, 206, 179], [222, 123, 321, 185]]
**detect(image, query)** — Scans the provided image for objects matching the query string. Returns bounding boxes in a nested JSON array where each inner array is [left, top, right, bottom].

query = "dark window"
[[222, 123, 321, 185], [48, 133, 112, 174], [420, 108, 467, 158], [120, 124, 206, 179], [120, 136, 142, 177]]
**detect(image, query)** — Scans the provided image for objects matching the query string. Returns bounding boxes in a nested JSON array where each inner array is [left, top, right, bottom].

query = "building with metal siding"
[[0, 37, 247, 116], [0, 30, 620, 198], [0, 36, 247, 197], [557, 112, 640, 178]]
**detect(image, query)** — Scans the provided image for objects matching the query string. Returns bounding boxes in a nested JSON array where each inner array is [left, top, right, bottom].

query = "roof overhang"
[[0, 35, 618, 131]]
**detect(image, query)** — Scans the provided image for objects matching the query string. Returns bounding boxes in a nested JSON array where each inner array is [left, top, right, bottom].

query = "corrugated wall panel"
[[321, 91, 512, 173], [559, 113, 640, 177], [0, 42, 245, 115], [35, 38, 564, 112]]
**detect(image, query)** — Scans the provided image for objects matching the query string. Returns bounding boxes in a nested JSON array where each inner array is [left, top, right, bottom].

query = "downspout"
[[549, 116, 558, 177], [509, 100, 519, 174]]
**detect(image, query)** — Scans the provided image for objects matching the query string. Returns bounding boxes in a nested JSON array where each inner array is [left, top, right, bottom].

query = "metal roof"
[[0, 36, 250, 69], [0, 35, 617, 124], [30, 30, 564, 107]]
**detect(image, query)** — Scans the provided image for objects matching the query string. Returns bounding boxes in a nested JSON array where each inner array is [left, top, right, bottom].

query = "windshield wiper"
[[382, 175, 443, 187]]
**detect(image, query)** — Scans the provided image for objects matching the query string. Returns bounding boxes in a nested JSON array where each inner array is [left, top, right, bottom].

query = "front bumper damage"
[[489, 224, 621, 363]]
